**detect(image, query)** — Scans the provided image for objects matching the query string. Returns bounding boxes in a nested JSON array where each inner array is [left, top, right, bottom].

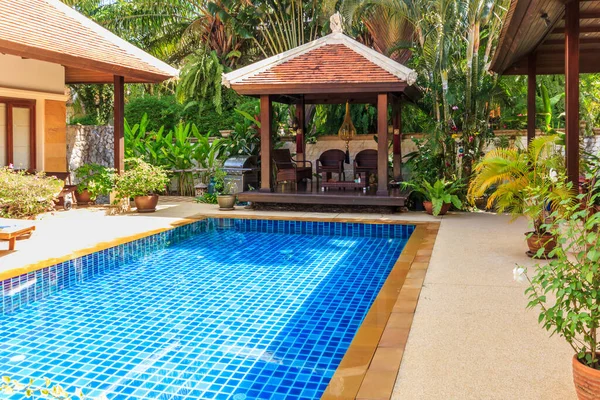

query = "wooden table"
[[0, 221, 35, 251], [321, 172, 366, 191]]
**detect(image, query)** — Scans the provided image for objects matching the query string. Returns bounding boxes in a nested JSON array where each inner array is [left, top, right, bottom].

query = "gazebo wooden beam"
[[527, 53, 537, 145], [295, 96, 305, 162], [113, 75, 125, 173], [377, 93, 389, 196], [565, 0, 580, 185], [392, 97, 403, 181], [260, 95, 273, 192]]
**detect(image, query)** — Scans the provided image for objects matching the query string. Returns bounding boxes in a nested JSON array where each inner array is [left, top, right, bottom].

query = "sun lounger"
[[0, 219, 36, 251]]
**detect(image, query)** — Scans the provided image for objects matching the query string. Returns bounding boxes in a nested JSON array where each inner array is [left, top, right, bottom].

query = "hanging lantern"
[[338, 102, 356, 164]]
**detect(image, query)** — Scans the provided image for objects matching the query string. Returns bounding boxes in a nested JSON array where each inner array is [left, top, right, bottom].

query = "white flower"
[[549, 168, 558, 183], [513, 267, 526, 283]]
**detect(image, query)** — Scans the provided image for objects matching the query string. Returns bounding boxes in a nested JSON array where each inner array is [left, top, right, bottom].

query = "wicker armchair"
[[353, 149, 378, 181], [272, 149, 313, 188], [316, 149, 346, 185]]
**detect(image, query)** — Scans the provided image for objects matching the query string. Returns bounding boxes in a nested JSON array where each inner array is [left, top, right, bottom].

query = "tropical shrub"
[[0, 168, 63, 219], [74, 164, 115, 201], [519, 170, 600, 369], [402, 179, 463, 216], [114, 159, 170, 200], [468, 135, 573, 233]]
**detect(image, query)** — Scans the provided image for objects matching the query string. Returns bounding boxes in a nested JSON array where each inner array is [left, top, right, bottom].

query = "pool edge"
[[321, 222, 440, 400], [0, 217, 203, 282]]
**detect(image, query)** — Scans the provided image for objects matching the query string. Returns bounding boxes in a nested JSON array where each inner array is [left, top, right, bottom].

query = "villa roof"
[[0, 0, 178, 84], [490, 0, 600, 75], [223, 32, 419, 102]]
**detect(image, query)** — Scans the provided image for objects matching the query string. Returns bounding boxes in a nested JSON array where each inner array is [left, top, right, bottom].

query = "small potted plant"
[[212, 168, 237, 210], [402, 179, 463, 216], [114, 158, 170, 213], [518, 172, 600, 398], [74, 163, 115, 205]]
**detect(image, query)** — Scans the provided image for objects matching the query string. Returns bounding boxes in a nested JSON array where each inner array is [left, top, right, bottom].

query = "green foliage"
[[468, 135, 574, 231], [402, 179, 463, 216], [177, 49, 224, 114], [68, 114, 100, 126], [125, 95, 183, 133], [522, 171, 600, 368], [114, 158, 170, 199], [0, 168, 63, 218], [195, 193, 218, 204], [211, 168, 236, 195], [404, 136, 447, 184], [313, 104, 377, 135], [68, 84, 114, 125], [74, 164, 116, 201]]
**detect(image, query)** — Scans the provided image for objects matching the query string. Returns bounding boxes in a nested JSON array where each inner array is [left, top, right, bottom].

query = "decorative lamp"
[[338, 102, 356, 164]]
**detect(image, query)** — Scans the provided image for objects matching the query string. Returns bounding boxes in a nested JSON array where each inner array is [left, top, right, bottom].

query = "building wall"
[[0, 54, 65, 94], [44, 101, 67, 172], [0, 56, 68, 171]]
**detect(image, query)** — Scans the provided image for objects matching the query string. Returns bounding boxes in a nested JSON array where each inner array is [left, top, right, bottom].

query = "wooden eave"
[[0, 40, 173, 84], [491, 0, 600, 75]]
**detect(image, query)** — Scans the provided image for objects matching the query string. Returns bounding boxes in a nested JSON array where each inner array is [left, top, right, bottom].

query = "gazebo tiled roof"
[[223, 32, 418, 99], [0, 0, 178, 83]]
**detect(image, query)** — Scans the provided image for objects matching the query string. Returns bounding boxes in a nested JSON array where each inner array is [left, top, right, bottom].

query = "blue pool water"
[[0, 219, 411, 399]]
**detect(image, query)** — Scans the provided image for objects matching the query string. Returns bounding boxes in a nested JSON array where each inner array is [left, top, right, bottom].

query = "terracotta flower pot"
[[75, 189, 92, 205], [423, 201, 451, 216], [217, 195, 236, 210], [134, 194, 159, 213], [573, 355, 600, 399], [525, 231, 557, 258]]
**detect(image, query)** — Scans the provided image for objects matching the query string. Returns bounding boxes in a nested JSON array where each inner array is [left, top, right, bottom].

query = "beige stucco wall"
[[283, 134, 418, 180], [0, 55, 68, 171], [0, 54, 65, 94]]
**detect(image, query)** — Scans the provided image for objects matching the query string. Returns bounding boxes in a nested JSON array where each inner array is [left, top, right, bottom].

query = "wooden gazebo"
[[223, 17, 421, 207], [490, 0, 600, 184]]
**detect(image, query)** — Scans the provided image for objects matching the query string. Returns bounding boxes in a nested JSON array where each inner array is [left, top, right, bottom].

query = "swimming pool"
[[1, 219, 413, 399]]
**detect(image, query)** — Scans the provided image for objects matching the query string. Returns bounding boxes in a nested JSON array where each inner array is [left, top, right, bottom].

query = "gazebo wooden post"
[[527, 53, 536, 146], [377, 93, 389, 196], [295, 96, 305, 162], [392, 96, 402, 181], [565, 0, 580, 185], [260, 95, 273, 192], [113, 75, 125, 173]]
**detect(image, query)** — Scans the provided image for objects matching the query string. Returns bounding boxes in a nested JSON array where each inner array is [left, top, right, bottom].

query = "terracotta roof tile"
[[241, 44, 402, 85], [0, 0, 177, 83]]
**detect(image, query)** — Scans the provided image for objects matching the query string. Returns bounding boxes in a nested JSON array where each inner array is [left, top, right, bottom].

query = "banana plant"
[[160, 122, 204, 196]]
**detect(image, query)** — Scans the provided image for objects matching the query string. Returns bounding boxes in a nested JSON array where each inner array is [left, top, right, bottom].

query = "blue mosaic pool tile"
[[0, 219, 413, 399]]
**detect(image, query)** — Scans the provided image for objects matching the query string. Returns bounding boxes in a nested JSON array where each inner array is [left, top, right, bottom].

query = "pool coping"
[[1, 213, 439, 400]]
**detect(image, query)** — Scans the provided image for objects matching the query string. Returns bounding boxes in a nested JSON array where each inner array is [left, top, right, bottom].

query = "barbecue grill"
[[223, 155, 259, 193]]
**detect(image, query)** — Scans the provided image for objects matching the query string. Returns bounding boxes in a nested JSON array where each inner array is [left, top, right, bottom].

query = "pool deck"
[[0, 197, 576, 399]]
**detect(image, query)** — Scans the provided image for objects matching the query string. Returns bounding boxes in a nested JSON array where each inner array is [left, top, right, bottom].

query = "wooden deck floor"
[[238, 184, 408, 207]]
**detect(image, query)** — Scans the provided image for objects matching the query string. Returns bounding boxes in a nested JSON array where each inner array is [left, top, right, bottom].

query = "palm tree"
[[62, 0, 257, 67]]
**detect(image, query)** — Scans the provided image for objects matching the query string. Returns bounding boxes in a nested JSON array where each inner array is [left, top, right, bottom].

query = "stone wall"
[[66, 125, 114, 173]]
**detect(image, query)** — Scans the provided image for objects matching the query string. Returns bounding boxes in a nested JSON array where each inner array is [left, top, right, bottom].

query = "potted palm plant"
[[518, 171, 600, 398], [74, 163, 115, 205], [469, 135, 573, 257], [114, 158, 170, 213], [212, 168, 237, 210], [401, 179, 463, 216]]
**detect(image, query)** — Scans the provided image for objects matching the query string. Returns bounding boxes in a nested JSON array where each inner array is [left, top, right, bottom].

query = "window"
[[0, 98, 36, 170]]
